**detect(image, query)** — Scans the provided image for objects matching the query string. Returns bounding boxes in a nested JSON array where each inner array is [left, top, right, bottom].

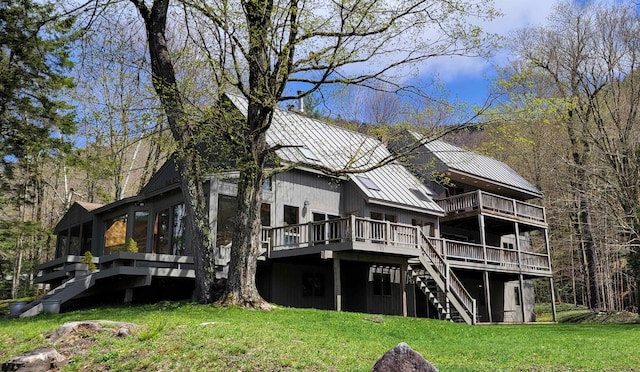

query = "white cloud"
[[417, 0, 558, 83]]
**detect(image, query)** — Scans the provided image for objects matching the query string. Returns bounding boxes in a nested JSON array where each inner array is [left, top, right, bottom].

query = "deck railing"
[[263, 217, 551, 274], [437, 190, 546, 224]]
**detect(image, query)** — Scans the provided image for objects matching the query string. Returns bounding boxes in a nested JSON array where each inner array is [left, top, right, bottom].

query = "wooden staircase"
[[19, 272, 96, 318], [409, 231, 477, 325]]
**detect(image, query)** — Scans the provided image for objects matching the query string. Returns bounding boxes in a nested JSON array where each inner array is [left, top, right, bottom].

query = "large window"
[[133, 211, 149, 253], [217, 195, 236, 247], [69, 225, 81, 255], [104, 214, 128, 254], [154, 209, 170, 254], [283, 205, 300, 244]]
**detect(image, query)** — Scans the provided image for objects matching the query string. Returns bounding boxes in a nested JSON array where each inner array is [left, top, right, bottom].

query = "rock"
[[2, 346, 66, 372], [371, 342, 438, 372], [45, 320, 139, 344]]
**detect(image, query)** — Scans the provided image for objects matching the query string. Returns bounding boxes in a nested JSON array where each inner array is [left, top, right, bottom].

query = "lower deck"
[[30, 250, 547, 323]]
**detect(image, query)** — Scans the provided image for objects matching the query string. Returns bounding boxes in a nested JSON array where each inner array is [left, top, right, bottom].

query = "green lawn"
[[1, 303, 639, 371]]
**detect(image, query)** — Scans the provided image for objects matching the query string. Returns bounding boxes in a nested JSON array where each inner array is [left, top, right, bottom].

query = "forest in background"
[[2, 0, 639, 314]]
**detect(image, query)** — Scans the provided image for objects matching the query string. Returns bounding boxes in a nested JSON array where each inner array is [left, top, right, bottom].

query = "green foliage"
[[0, 0, 77, 181], [123, 238, 138, 253], [0, 305, 639, 371], [82, 251, 97, 272]]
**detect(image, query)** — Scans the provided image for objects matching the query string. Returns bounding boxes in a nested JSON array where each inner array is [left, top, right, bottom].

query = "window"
[[412, 219, 435, 237], [371, 212, 396, 223], [154, 209, 170, 254], [261, 203, 271, 226], [262, 177, 272, 191], [284, 205, 300, 244], [69, 225, 81, 256], [503, 242, 515, 250], [514, 286, 521, 306], [217, 195, 237, 247], [357, 175, 381, 191], [373, 273, 392, 296], [302, 272, 324, 297], [57, 232, 68, 257], [409, 188, 430, 201], [104, 214, 128, 254], [133, 211, 149, 253], [299, 146, 320, 161], [284, 205, 299, 225]]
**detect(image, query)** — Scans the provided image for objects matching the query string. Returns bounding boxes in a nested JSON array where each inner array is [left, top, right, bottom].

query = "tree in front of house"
[[98, 0, 501, 307]]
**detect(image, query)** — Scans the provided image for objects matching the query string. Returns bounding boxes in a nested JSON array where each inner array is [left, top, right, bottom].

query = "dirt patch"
[[2, 320, 139, 371]]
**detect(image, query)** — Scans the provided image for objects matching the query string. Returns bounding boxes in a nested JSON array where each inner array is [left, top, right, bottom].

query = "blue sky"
[[429, 0, 560, 107]]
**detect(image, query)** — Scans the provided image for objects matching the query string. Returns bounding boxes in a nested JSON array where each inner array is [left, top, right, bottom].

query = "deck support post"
[[478, 214, 487, 265], [401, 261, 407, 317], [483, 271, 492, 323], [124, 288, 134, 304], [550, 277, 557, 322], [518, 274, 526, 322], [333, 257, 341, 311]]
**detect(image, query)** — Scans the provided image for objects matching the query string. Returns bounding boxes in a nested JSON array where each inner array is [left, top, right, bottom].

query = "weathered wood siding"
[[344, 182, 440, 235], [273, 170, 342, 224]]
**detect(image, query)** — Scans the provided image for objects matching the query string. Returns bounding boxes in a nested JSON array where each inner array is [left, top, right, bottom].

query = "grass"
[[1, 303, 639, 371]]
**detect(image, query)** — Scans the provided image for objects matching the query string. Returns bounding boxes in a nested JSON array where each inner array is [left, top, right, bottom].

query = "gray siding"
[[274, 170, 342, 224], [269, 261, 334, 310]]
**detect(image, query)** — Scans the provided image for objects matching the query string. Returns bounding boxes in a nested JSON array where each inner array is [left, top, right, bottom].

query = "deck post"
[[124, 288, 134, 304], [333, 257, 342, 311], [514, 222, 522, 270], [401, 261, 407, 317], [350, 215, 356, 242], [479, 214, 487, 265], [308, 221, 314, 247], [483, 271, 492, 323], [518, 274, 526, 322], [550, 277, 557, 322]]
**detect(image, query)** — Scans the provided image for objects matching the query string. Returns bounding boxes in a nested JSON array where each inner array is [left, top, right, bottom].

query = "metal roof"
[[418, 136, 542, 198], [226, 93, 443, 214]]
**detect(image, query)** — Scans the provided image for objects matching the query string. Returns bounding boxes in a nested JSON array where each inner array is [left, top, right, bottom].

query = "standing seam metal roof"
[[226, 93, 443, 214], [417, 136, 542, 197]]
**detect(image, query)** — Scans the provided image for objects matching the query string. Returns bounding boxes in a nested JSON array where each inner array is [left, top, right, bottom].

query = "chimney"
[[297, 90, 304, 112]]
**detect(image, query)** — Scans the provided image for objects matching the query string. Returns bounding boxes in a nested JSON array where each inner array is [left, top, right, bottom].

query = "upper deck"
[[437, 190, 547, 227]]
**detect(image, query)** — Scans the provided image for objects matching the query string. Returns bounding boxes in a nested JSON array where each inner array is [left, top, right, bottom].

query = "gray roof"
[[418, 136, 542, 198], [226, 93, 443, 214]]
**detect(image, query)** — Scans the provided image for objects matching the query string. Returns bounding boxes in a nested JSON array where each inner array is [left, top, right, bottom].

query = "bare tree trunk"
[[219, 160, 270, 309], [132, 0, 217, 302], [11, 244, 23, 299]]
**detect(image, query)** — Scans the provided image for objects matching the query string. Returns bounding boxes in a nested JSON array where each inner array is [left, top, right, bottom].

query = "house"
[[19, 94, 555, 323]]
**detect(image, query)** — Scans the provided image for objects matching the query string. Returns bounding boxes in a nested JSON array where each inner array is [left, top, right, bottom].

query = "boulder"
[[2, 346, 66, 372], [371, 342, 438, 372]]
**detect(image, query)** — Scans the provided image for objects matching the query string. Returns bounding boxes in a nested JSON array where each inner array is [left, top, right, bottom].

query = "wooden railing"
[[263, 217, 551, 274], [437, 190, 546, 224], [428, 238, 550, 273], [417, 232, 476, 324]]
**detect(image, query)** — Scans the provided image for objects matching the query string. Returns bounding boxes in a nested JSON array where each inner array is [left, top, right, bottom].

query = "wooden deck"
[[437, 190, 547, 227], [263, 216, 552, 277]]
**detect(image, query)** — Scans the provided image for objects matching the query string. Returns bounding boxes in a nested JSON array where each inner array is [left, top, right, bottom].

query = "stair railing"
[[417, 229, 477, 324]]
